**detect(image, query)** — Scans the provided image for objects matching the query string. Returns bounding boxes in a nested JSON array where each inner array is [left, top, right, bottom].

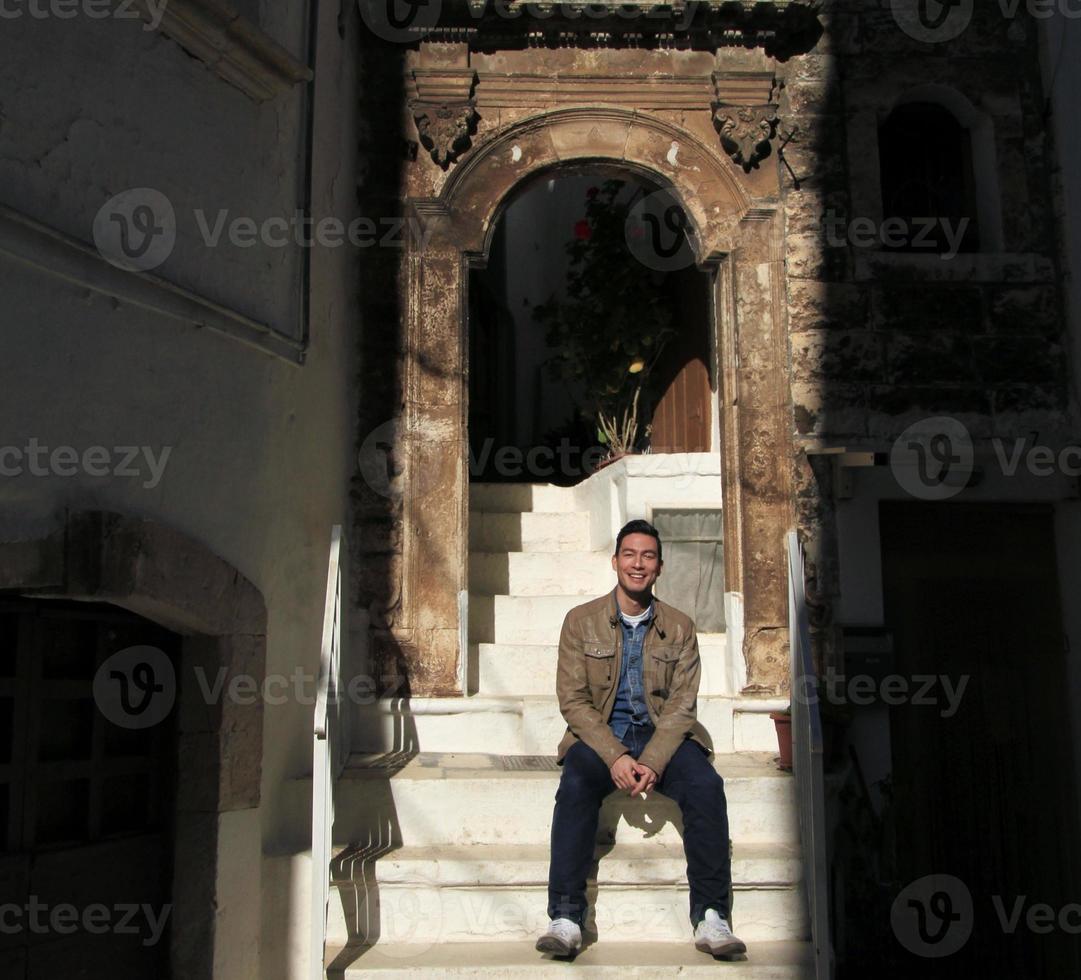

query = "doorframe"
[[383, 106, 795, 696]]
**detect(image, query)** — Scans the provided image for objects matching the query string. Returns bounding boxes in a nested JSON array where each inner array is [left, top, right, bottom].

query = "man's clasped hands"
[[610, 753, 657, 798]]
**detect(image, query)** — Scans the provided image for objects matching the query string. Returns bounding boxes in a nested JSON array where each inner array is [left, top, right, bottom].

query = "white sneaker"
[[694, 908, 747, 957], [535, 917, 582, 956]]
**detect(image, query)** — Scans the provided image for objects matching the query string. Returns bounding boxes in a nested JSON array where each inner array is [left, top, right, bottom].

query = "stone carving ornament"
[[714, 104, 780, 172], [411, 100, 478, 168]]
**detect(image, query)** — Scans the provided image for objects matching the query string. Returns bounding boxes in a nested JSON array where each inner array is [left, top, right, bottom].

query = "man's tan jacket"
[[555, 590, 713, 778]]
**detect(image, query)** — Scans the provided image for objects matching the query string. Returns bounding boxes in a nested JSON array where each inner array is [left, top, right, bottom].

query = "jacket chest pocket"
[[648, 648, 680, 695], [584, 646, 616, 685]]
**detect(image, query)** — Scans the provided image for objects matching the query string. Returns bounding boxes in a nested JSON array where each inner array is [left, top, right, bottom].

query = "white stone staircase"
[[326, 469, 811, 977]]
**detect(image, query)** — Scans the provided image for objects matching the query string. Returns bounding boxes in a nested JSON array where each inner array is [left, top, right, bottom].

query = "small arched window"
[[878, 102, 980, 254]]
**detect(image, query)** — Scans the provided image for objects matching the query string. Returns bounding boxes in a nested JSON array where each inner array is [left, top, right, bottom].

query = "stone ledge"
[[135, 0, 313, 102], [0, 204, 306, 364]]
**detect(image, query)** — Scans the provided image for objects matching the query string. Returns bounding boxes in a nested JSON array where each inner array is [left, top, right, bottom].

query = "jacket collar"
[[607, 588, 667, 639]]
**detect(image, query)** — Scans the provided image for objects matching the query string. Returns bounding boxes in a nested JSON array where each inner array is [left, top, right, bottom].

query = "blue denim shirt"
[[608, 603, 654, 740]]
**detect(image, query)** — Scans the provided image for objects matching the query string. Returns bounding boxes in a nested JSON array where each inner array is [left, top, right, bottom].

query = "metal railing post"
[[787, 530, 833, 980], [312, 525, 344, 980]]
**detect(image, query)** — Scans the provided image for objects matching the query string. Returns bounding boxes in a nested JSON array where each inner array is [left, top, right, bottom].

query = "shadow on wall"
[[324, 683, 420, 968], [796, 6, 1081, 978]]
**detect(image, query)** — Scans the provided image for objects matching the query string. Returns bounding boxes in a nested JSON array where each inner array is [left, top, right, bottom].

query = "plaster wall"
[[0, 4, 359, 978], [0, 10, 308, 335]]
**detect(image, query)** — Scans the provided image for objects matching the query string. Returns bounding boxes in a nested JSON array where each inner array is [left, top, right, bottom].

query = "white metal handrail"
[[311, 525, 346, 980], [787, 529, 832, 980]]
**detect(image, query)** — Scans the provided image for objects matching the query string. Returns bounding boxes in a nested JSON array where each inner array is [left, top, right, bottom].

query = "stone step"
[[333, 752, 798, 848], [469, 551, 616, 597], [469, 483, 579, 514], [468, 594, 590, 644], [334, 840, 802, 889], [327, 939, 815, 978], [473, 635, 732, 697], [351, 694, 753, 756], [469, 511, 591, 553], [326, 841, 807, 946], [469, 594, 736, 647]]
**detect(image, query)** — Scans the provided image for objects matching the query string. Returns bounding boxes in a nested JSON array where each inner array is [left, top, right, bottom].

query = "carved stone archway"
[[384, 106, 794, 697]]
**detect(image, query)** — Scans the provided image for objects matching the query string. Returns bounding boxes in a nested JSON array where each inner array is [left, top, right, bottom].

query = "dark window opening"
[[878, 102, 980, 254]]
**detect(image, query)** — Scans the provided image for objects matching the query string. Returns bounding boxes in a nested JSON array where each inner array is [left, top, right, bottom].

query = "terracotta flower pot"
[[770, 711, 793, 771]]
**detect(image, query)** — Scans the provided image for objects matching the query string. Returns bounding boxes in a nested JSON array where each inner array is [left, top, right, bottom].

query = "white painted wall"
[[0, 5, 358, 978]]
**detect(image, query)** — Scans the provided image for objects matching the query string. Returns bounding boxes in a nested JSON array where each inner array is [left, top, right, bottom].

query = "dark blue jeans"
[[546, 725, 733, 930]]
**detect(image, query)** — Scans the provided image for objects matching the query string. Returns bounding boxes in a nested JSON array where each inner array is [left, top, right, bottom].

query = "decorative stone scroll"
[[714, 105, 781, 172], [712, 71, 780, 173]]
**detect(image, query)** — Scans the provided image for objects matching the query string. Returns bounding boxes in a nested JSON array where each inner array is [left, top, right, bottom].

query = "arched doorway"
[[388, 107, 793, 697], [468, 166, 716, 485], [0, 510, 267, 979]]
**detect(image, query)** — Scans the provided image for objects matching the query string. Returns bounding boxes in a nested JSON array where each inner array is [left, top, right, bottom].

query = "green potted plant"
[[532, 180, 676, 458]]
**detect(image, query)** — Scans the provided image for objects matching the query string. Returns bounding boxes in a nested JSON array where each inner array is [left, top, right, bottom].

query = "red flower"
[[574, 219, 591, 240], [586, 186, 599, 198]]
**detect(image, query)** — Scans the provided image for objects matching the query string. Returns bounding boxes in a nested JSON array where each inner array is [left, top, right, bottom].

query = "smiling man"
[[536, 519, 745, 959]]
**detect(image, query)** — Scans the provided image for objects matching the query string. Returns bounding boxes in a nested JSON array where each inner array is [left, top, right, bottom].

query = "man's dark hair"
[[614, 519, 662, 561]]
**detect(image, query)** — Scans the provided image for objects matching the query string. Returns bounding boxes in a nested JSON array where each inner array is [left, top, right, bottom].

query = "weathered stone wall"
[[785, 5, 1068, 441], [780, 1, 1075, 665]]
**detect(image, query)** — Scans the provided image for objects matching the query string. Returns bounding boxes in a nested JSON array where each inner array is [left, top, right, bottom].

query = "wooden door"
[[880, 503, 1080, 978], [648, 263, 711, 453]]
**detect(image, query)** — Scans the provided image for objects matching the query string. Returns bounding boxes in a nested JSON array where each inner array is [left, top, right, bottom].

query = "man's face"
[[612, 532, 663, 598]]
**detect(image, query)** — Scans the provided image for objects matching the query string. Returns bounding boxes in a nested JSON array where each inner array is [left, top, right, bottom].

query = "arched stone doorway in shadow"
[[0, 511, 267, 980]]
